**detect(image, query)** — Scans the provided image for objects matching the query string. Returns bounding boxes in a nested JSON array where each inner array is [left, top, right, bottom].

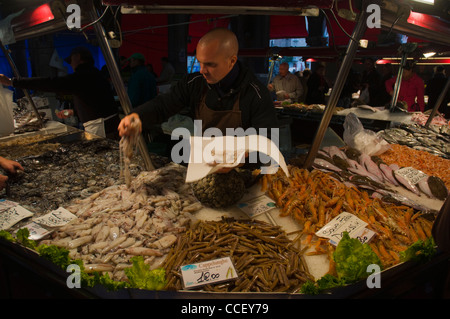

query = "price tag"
[[315, 212, 376, 245], [18, 222, 53, 240], [237, 195, 276, 218], [180, 257, 238, 289], [395, 167, 428, 185], [0, 199, 18, 213], [33, 207, 77, 228], [0, 205, 33, 230]]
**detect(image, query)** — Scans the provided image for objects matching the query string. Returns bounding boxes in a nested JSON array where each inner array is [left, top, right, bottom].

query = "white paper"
[[237, 195, 276, 218], [315, 212, 375, 245], [33, 207, 77, 228], [20, 222, 53, 240], [180, 257, 238, 289], [0, 199, 18, 212], [185, 135, 289, 183], [0, 205, 33, 230]]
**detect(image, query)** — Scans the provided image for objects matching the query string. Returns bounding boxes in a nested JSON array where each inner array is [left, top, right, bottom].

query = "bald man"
[[118, 28, 278, 138]]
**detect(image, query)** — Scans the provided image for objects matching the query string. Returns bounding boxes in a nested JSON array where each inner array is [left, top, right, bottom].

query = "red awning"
[[270, 15, 308, 39], [187, 14, 231, 54]]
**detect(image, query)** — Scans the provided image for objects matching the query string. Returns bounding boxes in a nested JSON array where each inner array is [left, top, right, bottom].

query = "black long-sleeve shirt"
[[134, 61, 279, 134], [12, 63, 117, 124]]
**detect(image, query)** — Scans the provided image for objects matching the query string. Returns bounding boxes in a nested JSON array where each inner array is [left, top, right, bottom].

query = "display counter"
[[0, 127, 449, 299]]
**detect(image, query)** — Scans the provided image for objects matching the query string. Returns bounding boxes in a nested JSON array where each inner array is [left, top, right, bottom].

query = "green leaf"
[[333, 232, 382, 284], [400, 237, 436, 263], [124, 256, 167, 290]]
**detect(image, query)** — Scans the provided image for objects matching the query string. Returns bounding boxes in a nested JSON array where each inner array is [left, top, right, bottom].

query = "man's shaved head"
[[197, 28, 239, 58], [196, 28, 239, 84]]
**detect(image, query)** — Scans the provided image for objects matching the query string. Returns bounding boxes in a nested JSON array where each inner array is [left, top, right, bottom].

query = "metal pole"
[[267, 59, 275, 86], [88, 4, 155, 171], [389, 53, 407, 112], [425, 76, 450, 127], [303, 1, 370, 169], [0, 41, 44, 129]]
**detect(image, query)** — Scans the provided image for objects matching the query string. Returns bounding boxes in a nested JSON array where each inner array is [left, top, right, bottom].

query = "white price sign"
[[315, 212, 376, 245], [237, 195, 276, 218], [33, 207, 77, 228], [180, 257, 238, 289], [395, 167, 428, 185]]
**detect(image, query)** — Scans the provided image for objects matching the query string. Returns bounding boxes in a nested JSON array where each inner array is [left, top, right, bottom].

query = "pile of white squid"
[[40, 163, 202, 282]]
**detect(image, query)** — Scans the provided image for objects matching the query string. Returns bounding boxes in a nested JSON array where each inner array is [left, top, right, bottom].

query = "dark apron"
[[195, 92, 242, 134]]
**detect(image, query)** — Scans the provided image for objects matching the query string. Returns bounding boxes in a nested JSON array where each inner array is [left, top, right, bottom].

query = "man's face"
[[278, 64, 289, 77], [196, 40, 237, 84]]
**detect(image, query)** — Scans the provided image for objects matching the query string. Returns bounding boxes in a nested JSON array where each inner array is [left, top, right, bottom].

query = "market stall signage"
[[180, 257, 238, 289], [315, 212, 376, 245]]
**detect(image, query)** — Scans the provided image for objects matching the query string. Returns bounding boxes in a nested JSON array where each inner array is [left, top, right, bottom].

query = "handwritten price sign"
[[180, 257, 238, 289], [315, 212, 376, 245]]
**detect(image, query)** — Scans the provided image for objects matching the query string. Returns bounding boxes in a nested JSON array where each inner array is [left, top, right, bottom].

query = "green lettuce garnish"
[[301, 232, 382, 294], [333, 232, 382, 284], [400, 237, 436, 263], [0, 230, 15, 242], [16, 228, 37, 250], [125, 256, 167, 290]]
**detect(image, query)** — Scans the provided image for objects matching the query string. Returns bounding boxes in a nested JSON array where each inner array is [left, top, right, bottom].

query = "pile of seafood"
[[281, 103, 344, 115], [40, 163, 203, 282], [379, 124, 450, 159], [312, 145, 448, 207], [191, 170, 246, 208], [0, 133, 60, 159], [5, 138, 146, 219], [261, 165, 435, 269], [163, 218, 314, 292], [378, 144, 450, 191]]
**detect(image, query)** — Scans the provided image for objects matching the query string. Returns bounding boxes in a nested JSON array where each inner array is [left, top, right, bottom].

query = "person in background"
[[267, 62, 303, 102], [298, 68, 311, 103], [0, 46, 120, 139], [425, 66, 449, 118], [156, 57, 175, 85], [385, 61, 425, 112], [127, 53, 157, 108], [0, 156, 23, 191], [361, 57, 383, 106], [305, 64, 329, 105]]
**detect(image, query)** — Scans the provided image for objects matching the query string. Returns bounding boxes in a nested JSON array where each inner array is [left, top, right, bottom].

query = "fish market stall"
[[1, 0, 450, 300]]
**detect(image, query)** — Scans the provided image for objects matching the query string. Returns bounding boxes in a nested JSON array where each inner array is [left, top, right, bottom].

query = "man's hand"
[[118, 113, 142, 137], [0, 157, 23, 174], [0, 74, 12, 86], [55, 109, 74, 119]]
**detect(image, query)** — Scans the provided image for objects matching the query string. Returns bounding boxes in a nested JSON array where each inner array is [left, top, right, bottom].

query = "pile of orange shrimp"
[[378, 144, 450, 189], [260, 165, 435, 271]]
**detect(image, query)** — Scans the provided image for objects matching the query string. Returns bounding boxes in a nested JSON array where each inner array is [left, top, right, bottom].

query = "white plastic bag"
[[0, 86, 15, 136], [343, 112, 390, 156]]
